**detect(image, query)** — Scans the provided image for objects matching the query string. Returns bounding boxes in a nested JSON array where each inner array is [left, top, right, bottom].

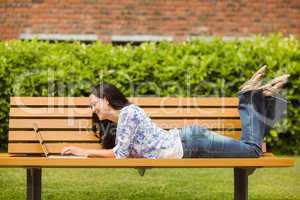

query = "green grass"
[[0, 156, 299, 200]]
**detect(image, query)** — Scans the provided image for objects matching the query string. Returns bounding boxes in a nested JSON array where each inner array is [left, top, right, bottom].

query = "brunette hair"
[[90, 83, 131, 149]]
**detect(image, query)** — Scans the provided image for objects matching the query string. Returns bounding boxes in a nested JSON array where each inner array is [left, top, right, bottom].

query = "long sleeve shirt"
[[112, 103, 183, 159]]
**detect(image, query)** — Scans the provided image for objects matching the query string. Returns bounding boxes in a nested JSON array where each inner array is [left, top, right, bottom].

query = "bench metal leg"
[[134, 167, 152, 176], [234, 168, 256, 200], [27, 168, 42, 200]]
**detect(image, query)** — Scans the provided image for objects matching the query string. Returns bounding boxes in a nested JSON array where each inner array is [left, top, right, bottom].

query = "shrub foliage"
[[0, 34, 299, 154]]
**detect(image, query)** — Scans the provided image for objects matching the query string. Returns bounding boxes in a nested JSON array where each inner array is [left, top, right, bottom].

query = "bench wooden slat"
[[7, 138, 266, 153], [8, 131, 242, 141], [0, 153, 294, 168], [9, 131, 99, 141], [9, 118, 92, 129], [8, 143, 102, 154], [129, 97, 239, 107], [154, 119, 241, 129], [9, 107, 240, 118], [11, 97, 239, 107], [9, 119, 242, 129]]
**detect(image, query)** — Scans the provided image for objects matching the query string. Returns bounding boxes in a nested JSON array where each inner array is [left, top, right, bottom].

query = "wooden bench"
[[0, 96, 294, 200]]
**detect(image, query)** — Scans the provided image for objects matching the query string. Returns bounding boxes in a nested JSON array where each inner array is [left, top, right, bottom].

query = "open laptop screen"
[[33, 123, 87, 158]]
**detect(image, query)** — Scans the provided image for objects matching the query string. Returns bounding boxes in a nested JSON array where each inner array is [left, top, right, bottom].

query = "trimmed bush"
[[0, 34, 299, 154]]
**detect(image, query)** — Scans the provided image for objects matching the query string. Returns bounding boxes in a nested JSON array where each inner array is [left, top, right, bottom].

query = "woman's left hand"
[[61, 146, 88, 156]]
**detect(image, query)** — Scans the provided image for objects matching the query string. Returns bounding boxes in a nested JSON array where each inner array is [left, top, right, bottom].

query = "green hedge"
[[0, 34, 299, 154]]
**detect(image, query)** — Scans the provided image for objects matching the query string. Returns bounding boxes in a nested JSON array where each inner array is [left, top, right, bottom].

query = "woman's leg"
[[179, 89, 288, 158], [179, 124, 260, 158], [238, 89, 289, 153], [237, 89, 267, 154]]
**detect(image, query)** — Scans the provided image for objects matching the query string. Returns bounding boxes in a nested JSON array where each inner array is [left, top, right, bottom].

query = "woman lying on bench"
[[61, 66, 290, 159]]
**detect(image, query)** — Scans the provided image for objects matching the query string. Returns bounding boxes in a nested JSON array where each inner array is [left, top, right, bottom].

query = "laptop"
[[33, 123, 88, 159]]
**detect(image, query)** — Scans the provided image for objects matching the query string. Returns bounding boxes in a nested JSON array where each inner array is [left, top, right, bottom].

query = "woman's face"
[[89, 94, 111, 120]]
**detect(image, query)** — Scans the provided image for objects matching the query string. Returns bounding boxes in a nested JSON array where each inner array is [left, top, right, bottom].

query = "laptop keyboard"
[[47, 155, 88, 159]]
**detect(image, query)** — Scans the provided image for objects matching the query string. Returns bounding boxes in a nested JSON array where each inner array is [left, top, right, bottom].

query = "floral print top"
[[112, 104, 183, 159]]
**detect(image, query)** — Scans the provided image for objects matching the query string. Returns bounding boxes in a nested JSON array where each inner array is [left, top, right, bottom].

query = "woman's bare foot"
[[239, 65, 267, 92]]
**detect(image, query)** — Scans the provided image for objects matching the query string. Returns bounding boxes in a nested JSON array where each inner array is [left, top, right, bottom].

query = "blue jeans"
[[179, 89, 289, 158]]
